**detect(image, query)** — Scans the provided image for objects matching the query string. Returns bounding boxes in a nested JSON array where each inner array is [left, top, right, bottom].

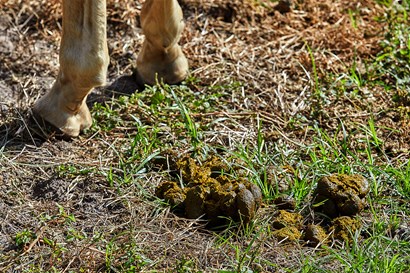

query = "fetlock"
[[33, 81, 92, 137], [137, 42, 188, 85]]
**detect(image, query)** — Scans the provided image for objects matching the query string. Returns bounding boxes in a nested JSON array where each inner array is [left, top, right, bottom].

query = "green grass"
[[91, 76, 407, 271], [57, 6, 410, 266], [2, 1, 410, 272]]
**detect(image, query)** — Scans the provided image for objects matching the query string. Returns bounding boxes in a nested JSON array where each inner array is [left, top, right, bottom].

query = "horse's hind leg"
[[137, 0, 189, 85]]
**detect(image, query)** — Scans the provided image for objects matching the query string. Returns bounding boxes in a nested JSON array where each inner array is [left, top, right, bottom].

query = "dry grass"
[[1, 0, 409, 272]]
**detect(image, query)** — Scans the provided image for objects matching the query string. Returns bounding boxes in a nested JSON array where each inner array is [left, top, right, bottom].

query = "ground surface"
[[1, 0, 410, 272]]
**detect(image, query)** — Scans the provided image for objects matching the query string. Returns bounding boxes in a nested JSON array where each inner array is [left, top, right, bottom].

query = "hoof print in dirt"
[[155, 155, 262, 226], [313, 174, 369, 217]]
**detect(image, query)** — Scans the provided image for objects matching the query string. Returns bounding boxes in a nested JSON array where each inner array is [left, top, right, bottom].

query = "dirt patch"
[[32, 178, 69, 201]]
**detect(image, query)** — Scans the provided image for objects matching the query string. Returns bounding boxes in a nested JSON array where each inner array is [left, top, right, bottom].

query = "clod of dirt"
[[304, 224, 328, 246], [274, 195, 296, 211], [271, 210, 303, 230], [156, 155, 262, 226], [313, 174, 369, 217], [330, 216, 361, 242], [272, 226, 302, 242], [274, 0, 292, 14]]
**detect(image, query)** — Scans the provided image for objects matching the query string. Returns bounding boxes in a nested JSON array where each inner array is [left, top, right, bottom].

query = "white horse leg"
[[137, 0, 188, 85], [33, 0, 109, 137]]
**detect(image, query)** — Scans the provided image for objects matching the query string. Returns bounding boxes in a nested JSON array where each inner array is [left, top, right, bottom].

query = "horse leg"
[[137, 0, 188, 85], [33, 0, 109, 137]]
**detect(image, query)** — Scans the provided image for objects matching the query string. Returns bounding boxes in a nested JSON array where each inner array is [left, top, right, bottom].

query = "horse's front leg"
[[34, 0, 109, 137]]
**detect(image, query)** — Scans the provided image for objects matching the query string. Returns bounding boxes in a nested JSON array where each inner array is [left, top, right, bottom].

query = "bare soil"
[[1, 0, 409, 272]]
